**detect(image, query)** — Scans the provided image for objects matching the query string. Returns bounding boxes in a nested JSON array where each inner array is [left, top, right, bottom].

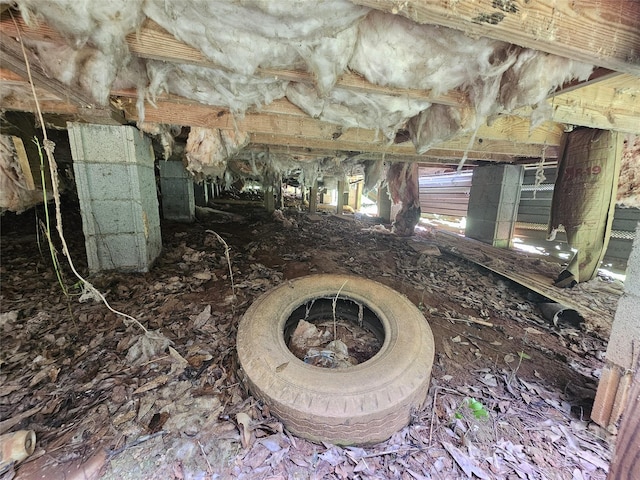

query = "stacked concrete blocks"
[[466, 164, 524, 248], [68, 123, 161, 272], [159, 159, 195, 223]]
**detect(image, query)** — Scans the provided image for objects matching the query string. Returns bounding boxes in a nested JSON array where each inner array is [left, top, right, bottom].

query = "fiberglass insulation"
[[25, 39, 117, 105], [348, 10, 593, 153], [143, 0, 368, 95], [6, 0, 596, 180], [286, 83, 431, 140], [185, 127, 250, 181], [145, 61, 289, 116], [14, 0, 143, 104]]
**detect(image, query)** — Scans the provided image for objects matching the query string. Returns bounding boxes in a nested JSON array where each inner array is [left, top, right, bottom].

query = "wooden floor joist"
[[352, 0, 640, 76]]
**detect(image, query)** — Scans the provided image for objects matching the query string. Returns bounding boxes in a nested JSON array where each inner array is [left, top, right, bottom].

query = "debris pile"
[[288, 317, 381, 368]]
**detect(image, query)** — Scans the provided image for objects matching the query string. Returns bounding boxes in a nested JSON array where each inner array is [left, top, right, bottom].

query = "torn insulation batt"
[[2, 0, 601, 209]]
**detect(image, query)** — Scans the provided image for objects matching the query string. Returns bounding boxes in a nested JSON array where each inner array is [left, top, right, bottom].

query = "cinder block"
[[591, 364, 622, 427], [495, 221, 513, 243], [466, 219, 495, 244], [606, 295, 640, 368], [159, 160, 195, 222], [159, 159, 189, 178], [624, 223, 640, 297], [68, 123, 161, 272], [466, 164, 522, 247]]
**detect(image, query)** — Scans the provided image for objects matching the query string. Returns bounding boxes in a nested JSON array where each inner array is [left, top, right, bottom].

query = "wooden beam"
[[548, 73, 640, 134], [0, 35, 125, 125], [0, 87, 80, 115], [118, 95, 563, 146], [511, 73, 640, 134], [119, 97, 556, 157], [248, 133, 547, 160], [550, 67, 623, 97], [117, 89, 560, 146], [352, 1, 640, 76], [478, 116, 563, 145], [0, 31, 94, 108], [237, 145, 516, 164]]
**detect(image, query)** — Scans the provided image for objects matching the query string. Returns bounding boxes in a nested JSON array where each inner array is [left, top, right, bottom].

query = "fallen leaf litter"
[[0, 198, 620, 479]]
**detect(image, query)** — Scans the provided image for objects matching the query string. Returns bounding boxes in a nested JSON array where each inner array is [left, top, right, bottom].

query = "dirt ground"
[[0, 195, 621, 479]]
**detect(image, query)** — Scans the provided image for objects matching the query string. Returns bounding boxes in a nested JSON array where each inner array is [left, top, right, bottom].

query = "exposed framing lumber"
[[117, 96, 557, 157], [508, 73, 640, 134], [0, 13, 466, 108], [114, 88, 564, 145], [0, 31, 94, 108], [0, 34, 125, 125], [547, 73, 640, 134], [236, 145, 515, 165], [1, 6, 636, 167], [248, 133, 550, 160], [2, 10, 637, 136], [117, 96, 563, 146], [608, 358, 640, 479], [1, 78, 563, 160], [128, 19, 466, 107], [352, 0, 640, 76], [0, 89, 79, 116], [550, 67, 622, 97]]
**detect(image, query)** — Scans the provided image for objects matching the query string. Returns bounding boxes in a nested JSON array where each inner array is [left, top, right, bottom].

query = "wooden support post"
[[608, 358, 640, 479], [354, 180, 363, 211], [549, 129, 623, 283], [11, 136, 35, 190]]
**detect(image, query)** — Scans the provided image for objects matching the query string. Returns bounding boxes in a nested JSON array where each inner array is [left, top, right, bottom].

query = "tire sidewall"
[[237, 274, 435, 444]]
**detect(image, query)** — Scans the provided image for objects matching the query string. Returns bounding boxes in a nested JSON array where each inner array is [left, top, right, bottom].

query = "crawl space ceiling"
[[0, 0, 639, 212]]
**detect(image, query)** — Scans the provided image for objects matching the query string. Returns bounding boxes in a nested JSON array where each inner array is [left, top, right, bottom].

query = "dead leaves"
[[236, 412, 252, 449], [427, 370, 611, 480], [288, 317, 380, 368], [442, 441, 491, 479], [125, 330, 173, 365], [1, 203, 616, 479], [133, 375, 170, 395]]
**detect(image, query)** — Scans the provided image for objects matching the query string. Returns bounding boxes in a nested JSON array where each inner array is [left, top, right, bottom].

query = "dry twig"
[[205, 229, 236, 303]]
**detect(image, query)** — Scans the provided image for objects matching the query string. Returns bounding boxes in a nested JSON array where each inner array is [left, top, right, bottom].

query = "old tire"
[[236, 274, 435, 445]]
